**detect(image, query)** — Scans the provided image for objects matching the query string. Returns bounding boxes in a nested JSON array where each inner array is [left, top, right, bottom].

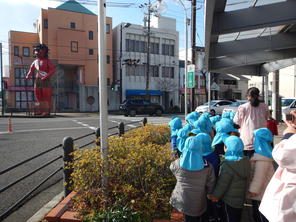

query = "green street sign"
[[187, 65, 195, 88]]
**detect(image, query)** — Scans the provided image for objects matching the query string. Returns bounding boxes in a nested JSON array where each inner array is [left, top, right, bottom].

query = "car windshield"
[[282, 99, 294, 107], [202, 101, 217, 106]]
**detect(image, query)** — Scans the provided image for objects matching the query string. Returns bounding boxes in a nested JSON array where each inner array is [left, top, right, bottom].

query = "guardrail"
[[0, 118, 147, 221]]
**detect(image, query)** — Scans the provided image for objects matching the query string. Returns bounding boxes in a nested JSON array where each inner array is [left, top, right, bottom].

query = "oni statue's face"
[[34, 48, 46, 58]]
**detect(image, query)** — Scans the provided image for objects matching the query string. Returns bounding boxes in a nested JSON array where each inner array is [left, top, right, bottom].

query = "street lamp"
[[119, 22, 131, 104]]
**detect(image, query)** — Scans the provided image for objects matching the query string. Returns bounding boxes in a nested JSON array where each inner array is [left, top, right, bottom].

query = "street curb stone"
[[26, 192, 64, 222]]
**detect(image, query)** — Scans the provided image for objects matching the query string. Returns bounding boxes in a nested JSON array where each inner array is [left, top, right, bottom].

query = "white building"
[[248, 65, 296, 99], [112, 16, 179, 110]]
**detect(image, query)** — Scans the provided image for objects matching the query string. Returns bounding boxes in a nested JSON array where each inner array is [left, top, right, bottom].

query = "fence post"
[[143, 117, 147, 126], [118, 122, 125, 136], [95, 128, 100, 146], [63, 137, 74, 197]]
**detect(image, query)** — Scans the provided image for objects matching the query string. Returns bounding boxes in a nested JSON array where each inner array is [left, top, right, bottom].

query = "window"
[[135, 65, 145, 76], [126, 65, 135, 76], [151, 43, 159, 54], [88, 31, 93, 40], [107, 78, 110, 86], [16, 91, 34, 109], [106, 55, 110, 64], [23, 47, 30, 57], [14, 46, 19, 56], [71, 41, 78, 52], [162, 66, 174, 78], [44, 19, 48, 29], [126, 39, 147, 53], [162, 43, 174, 56], [106, 24, 110, 34], [150, 65, 159, 77], [15, 68, 33, 86], [70, 22, 76, 29], [89, 49, 94, 55]]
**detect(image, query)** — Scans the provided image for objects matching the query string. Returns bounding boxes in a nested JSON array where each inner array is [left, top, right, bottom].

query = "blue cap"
[[253, 128, 273, 159]]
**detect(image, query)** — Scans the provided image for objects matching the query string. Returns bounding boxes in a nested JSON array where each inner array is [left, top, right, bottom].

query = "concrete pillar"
[[264, 74, 269, 105], [271, 70, 281, 121]]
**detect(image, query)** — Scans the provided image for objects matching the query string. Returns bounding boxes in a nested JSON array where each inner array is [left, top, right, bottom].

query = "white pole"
[[184, 16, 188, 116], [208, 72, 211, 112], [98, 0, 108, 188]]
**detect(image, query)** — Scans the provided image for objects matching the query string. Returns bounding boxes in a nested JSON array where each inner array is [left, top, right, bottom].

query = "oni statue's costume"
[[25, 44, 56, 115]]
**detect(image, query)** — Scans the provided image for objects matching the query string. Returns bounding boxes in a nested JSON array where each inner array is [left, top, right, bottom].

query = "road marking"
[[0, 126, 88, 135], [72, 120, 96, 130], [126, 124, 137, 128]]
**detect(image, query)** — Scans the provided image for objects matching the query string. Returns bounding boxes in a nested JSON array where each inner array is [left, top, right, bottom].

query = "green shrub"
[[69, 124, 175, 221]]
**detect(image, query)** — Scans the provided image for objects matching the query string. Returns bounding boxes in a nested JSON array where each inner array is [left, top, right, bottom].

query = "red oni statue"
[[25, 44, 56, 115]]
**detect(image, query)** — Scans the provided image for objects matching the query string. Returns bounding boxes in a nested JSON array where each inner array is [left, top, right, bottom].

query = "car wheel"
[[124, 113, 128, 117], [210, 109, 216, 116], [129, 110, 136, 117], [155, 109, 162, 116]]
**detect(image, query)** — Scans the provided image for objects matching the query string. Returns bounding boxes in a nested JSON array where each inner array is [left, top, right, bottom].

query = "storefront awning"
[[125, 89, 163, 96]]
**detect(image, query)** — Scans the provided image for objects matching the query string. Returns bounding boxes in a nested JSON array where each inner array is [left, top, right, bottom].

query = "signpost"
[[187, 64, 195, 88]]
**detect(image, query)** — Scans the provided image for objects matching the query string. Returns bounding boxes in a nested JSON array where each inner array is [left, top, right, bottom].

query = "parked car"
[[119, 99, 164, 117], [222, 100, 247, 114], [281, 98, 296, 120], [195, 100, 233, 115]]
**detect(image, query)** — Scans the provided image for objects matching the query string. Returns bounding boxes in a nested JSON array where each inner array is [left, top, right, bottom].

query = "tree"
[[156, 78, 178, 111]]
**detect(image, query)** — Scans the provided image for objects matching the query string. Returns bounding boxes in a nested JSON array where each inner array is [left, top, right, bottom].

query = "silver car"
[[195, 100, 233, 115], [222, 100, 247, 114]]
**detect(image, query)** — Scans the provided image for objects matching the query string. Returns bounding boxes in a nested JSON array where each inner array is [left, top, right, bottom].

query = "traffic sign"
[[187, 64, 195, 88]]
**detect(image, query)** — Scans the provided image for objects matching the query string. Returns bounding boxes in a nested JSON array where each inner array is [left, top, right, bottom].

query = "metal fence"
[[0, 118, 147, 221]]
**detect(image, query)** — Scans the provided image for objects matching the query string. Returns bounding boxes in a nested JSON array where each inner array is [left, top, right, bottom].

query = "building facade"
[[6, 0, 113, 112], [112, 16, 179, 111]]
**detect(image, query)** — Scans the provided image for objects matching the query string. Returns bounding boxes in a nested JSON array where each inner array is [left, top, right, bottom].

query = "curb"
[[26, 192, 64, 222]]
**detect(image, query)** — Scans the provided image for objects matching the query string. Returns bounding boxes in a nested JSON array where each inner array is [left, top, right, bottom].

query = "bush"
[[69, 124, 175, 221]]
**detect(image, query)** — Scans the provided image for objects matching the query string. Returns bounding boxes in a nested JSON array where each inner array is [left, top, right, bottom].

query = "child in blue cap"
[[208, 136, 251, 222], [212, 118, 239, 155], [176, 124, 192, 156], [248, 128, 274, 222], [185, 111, 200, 127], [170, 136, 216, 222], [168, 116, 183, 154], [193, 113, 214, 137]]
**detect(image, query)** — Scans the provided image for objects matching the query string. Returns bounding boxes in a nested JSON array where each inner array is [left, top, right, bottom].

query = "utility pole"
[[98, 0, 108, 189], [0, 43, 4, 116], [145, 0, 152, 100], [191, 0, 196, 111]]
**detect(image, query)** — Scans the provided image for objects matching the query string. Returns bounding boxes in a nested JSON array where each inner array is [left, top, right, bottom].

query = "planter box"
[[45, 192, 82, 222], [45, 191, 183, 222]]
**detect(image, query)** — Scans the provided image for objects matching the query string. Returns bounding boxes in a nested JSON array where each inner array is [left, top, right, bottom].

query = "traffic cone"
[[8, 117, 13, 132]]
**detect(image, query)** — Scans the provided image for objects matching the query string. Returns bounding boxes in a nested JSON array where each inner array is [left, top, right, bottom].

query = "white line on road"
[[0, 126, 88, 135], [72, 120, 96, 130], [126, 124, 137, 128]]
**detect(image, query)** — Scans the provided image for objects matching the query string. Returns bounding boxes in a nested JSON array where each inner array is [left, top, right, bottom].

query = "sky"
[[0, 0, 205, 74]]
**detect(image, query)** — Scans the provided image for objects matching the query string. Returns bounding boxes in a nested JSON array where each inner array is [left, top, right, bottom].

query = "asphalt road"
[[0, 114, 173, 222]]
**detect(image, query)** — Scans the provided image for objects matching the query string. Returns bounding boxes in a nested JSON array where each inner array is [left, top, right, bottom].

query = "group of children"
[[168, 111, 276, 222]]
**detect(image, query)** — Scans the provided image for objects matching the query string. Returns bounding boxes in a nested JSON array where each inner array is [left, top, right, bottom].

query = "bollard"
[[7, 117, 12, 132], [118, 122, 125, 136], [63, 137, 74, 197], [143, 117, 147, 126], [95, 128, 100, 146]]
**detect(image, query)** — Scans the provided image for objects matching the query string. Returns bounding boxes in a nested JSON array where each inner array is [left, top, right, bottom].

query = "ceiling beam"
[[212, 1, 296, 35], [210, 32, 296, 58], [210, 48, 296, 71], [261, 58, 296, 74], [211, 65, 261, 76]]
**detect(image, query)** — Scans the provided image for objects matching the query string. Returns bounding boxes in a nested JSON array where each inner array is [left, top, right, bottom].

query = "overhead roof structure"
[[204, 0, 296, 76]]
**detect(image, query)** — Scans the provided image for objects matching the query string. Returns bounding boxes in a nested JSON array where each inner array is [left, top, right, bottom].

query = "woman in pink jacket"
[[234, 87, 269, 157], [259, 111, 296, 222]]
